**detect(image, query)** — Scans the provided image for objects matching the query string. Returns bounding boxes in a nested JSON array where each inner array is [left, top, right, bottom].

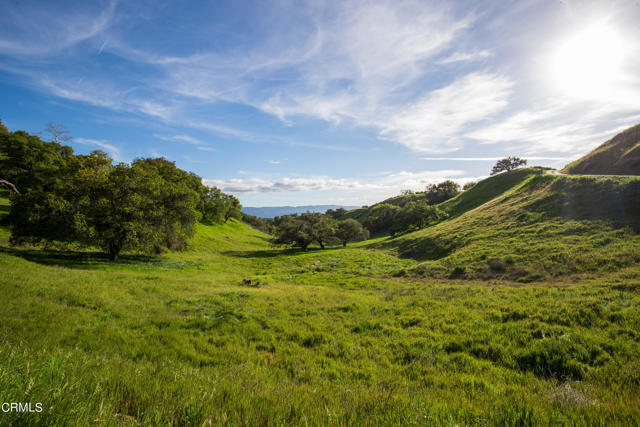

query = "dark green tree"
[[199, 186, 225, 223], [463, 181, 477, 191], [425, 180, 461, 204], [335, 218, 369, 247], [70, 159, 200, 260], [305, 213, 337, 249], [222, 194, 242, 223], [325, 207, 347, 219], [364, 203, 400, 233], [391, 201, 447, 234], [491, 157, 527, 175], [271, 215, 315, 250]]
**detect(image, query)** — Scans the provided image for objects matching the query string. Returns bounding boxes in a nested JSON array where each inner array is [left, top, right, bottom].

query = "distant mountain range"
[[243, 205, 360, 218]]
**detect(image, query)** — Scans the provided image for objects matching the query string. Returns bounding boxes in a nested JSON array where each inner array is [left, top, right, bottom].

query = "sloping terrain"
[[439, 167, 541, 218], [563, 123, 640, 175], [1, 188, 640, 425], [379, 173, 640, 281], [341, 167, 543, 224]]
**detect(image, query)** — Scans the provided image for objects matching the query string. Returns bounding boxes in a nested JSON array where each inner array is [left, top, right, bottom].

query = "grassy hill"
[[563, 123, 640, 175], [439, 167, 542, 218], [378, 173, 640, 282], [340, 167, 545, 224], [1, 167, 640, 425]]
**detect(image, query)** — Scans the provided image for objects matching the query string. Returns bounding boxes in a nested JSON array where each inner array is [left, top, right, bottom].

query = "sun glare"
[[550, 22, 626, 99]]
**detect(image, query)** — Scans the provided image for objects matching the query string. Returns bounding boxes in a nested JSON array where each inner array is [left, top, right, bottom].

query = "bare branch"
[[0, 179, 19, 194], [44, 122, 72, 143]]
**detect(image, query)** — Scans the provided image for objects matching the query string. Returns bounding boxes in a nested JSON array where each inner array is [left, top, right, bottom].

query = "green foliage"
[[0, 212, 639, 425], [335, 218, 369, 246], [325, 207, 347, 218], [242, 212, 274, 234], [425, 180, 461, 204], [271, 214, 316, 250], [491, 156, 527, 175], [383, 173, 640, 280], [222, 193, 242, 223], [72, 159, 200, 260], [271, 213, 340, 250], [462, 181, 477, 191], [390, 201, 447, 234], [364, 203, 400, 233], [0, 128, 75, 194], [1, 125, 239, 260], [198, 185, 226, 223], [440, 168, 539, 218]]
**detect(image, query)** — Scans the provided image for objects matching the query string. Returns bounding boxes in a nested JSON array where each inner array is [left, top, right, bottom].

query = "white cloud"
[[421, 156, 572, 161], [266, 160, 281, 165], [74, 137, 121, 160], [154, 134, 218, 151], [467, 99, 640, 154], [437, 49, 492, 64], [379, 72, 514, 152], [205, 169, 467, 194], [106, 1, 478, 151], [0, 0, 117, 56], [3, 0, 639, 161]]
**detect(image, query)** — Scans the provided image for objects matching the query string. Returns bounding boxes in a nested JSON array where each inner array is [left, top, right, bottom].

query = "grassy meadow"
[[1, 172, 640, 425]]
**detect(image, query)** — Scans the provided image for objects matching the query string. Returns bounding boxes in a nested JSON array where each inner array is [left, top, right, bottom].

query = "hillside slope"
[[1, 191, 640, 424], [341, 168, 545, 224], [563, 123, 640, 175], [377, 174, 640, 281], [439, 168, 541, 218]]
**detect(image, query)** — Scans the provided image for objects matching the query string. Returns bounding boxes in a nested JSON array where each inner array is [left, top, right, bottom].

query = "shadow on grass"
[[0, 246, 160, 269], [223, 246, 346, 259]]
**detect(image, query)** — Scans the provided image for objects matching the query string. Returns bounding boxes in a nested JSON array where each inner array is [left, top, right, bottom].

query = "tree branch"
[[0, 179, 19, 194]]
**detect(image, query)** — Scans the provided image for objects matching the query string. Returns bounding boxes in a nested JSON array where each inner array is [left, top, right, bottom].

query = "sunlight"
[[550, 22, 627, 99]]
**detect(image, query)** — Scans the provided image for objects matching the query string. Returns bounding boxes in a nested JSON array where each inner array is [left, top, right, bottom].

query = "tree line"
[[264, 181, 461, 250], [0, 121, 241, 260]]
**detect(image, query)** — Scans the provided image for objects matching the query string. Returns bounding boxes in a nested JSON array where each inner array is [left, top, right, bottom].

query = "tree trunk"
[[319, 241, 325, 249], [108, 242, 120, 261], [342, 241, 347, 247]]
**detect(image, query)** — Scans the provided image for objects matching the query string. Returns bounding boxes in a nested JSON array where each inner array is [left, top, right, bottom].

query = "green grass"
[[562, 123, 640, 175], [379, 174, 640, 282], [1, 173, 640, 425], [439, 168, 542, 218]]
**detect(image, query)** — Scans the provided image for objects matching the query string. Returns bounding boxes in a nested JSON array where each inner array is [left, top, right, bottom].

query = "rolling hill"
[[1, 166, 640, 424], [376, 171, 640, 281], [2, 126, 640, 424], [563, 123, 640, 175]]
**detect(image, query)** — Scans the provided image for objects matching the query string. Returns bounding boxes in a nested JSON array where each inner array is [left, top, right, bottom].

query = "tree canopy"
[[1, 124, 241, 260], [425, 180, 461, 204], [491, 157, 527, 175]]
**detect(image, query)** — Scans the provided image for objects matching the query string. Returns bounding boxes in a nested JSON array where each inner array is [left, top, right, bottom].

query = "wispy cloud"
[[421, 156, 572, 161], [467, 99, 640, 154], [205, 170, 468, 194], [379, 72, 514, 152], [2, 0, 640, 178], [0, 0, 117, 56], [437, 49, 492, 64], [74, 137, 121, 160], [153, 134, 217, 151]]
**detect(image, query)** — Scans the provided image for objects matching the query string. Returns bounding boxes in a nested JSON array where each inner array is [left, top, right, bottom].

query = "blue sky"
[[1, 0, 639, 206]]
